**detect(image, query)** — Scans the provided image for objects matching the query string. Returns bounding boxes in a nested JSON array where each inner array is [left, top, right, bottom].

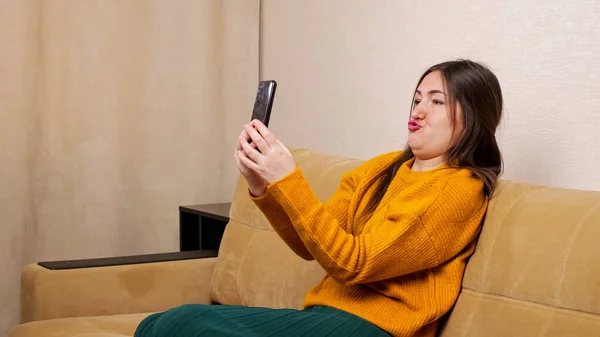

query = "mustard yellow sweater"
[[251, 151, 488, 337]]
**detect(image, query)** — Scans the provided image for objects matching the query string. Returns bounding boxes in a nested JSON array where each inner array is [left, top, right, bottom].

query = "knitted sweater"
[[251, 151, 488, 337]]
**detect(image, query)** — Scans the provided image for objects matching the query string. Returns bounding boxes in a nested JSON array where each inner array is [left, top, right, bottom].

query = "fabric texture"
[[9, 312, 151, 337], [251, 151, 487, 337], [9, 147, 600, 337], [19, 258, 216, 323], [0, 1, 259, 335], [134, 304, 390, 337]]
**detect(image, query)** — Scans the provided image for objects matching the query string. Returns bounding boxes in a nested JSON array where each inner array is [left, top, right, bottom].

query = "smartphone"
[[250, 80, 277, 127]]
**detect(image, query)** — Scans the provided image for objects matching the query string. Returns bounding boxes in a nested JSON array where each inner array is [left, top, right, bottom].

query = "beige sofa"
[[9, 148, 600, 337]]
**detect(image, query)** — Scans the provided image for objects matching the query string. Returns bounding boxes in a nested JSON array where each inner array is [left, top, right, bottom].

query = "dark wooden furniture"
[[38, 250, 219, 270], [179, 203, 231, 252], [38, 203, 231, 270]]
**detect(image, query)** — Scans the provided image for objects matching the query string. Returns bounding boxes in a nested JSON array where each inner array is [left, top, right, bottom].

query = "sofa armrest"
[[21, 251, 218, 323]]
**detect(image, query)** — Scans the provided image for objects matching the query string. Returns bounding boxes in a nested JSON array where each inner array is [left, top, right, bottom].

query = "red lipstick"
[[408, 120, 421, 131]]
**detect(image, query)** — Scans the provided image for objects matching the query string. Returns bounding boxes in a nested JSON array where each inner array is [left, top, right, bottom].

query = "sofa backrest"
[[439, 179, 600, 336], [210, 148, 600, 335], [209, 148, 361, 308]]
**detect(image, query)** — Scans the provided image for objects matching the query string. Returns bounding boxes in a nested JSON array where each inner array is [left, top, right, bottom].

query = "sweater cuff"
[[267, 168, 322, 223], [247, 168, 300, 206]]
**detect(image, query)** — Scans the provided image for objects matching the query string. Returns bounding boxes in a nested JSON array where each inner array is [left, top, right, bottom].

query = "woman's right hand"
[[234, 128, 268, 197]]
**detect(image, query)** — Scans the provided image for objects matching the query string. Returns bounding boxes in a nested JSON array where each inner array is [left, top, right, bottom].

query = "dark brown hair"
[[362, 59, 504, 219]]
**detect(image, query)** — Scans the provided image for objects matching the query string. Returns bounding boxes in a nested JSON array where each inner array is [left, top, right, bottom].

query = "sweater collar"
[[396, 157, 450, 183]]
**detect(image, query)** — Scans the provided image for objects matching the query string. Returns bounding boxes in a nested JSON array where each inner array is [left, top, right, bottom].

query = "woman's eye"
[[413, 99, 421, 105], [433, 100, 445, 105]]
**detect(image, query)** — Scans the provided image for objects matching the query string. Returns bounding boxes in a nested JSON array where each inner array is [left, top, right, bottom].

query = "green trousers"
[[134, 304, 391, 337]]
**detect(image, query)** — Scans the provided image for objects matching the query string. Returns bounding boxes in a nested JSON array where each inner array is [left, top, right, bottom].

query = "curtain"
[[0, 0, 259, 334]]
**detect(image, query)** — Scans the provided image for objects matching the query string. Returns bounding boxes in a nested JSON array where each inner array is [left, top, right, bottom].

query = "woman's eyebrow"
[[415, 89, 446, 96]]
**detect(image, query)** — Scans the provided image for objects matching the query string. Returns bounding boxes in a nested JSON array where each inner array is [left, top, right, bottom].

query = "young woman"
[[135, 59, 504, 337]]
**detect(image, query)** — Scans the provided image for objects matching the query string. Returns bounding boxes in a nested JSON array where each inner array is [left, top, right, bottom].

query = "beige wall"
[[0, 1, 38, 333], [0, 1, 258, 335], [261, 0, 600, 191]]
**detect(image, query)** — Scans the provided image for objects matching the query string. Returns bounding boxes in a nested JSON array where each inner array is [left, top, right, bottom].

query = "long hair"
[[360, 60, 504, 222]]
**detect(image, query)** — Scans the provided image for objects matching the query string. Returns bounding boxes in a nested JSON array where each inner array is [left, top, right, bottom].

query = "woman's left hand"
[[238, 120, 297, 184]]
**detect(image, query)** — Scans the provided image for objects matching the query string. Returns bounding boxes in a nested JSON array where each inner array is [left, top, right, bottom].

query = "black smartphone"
[[250, 80, 277, 127]]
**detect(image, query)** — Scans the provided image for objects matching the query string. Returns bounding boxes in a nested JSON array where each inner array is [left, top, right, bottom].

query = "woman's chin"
[[409, 145, 433, 160], [407, 139, 421, 151]]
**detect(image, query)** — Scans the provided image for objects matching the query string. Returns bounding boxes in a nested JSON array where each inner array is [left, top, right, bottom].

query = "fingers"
[[237, 149, 260, 172], [236, 133, 243, 152], [234, 149, 249, 174], [240, 136, 261, 163], [251, 120, 278, 147], [238, 130, 258, 151], [244, 124, 270, 153], [235, 144, 261, 174], [234, 146, 252, 174]]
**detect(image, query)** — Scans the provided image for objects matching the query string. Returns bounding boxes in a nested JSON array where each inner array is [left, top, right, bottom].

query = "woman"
[[134, 59, 504, 337]]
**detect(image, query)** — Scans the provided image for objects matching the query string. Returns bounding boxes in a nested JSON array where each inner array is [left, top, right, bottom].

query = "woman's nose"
[[411, 105, 426, 120]]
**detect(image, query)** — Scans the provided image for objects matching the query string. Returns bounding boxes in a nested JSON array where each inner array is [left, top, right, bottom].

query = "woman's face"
[[408, 70, 464, 161]]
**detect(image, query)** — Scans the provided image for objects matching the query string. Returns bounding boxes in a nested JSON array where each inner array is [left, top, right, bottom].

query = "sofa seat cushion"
[[8, 312, 152, 337]]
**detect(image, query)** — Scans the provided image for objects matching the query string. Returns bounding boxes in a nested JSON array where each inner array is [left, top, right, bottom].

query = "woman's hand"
[[234, 120, 296, 196], [234, 126, 268, 197]]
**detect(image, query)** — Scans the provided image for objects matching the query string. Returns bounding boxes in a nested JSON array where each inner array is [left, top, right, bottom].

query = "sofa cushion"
[[440, 289, 600, 336], [8, 312, 151, 337], [212, 146, 600, 336], [440, 180, 600, 336], [209, 148, 363, 308]]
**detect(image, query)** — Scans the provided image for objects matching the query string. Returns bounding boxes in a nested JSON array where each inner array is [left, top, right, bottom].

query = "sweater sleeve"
[[250, 190, 314, 260], [266, 169, 487, 285], [251, 164, 365, 261]]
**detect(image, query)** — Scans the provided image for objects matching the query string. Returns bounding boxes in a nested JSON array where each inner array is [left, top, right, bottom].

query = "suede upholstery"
[[9, 148, 600, 336], [10, 258, 216, 336]]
